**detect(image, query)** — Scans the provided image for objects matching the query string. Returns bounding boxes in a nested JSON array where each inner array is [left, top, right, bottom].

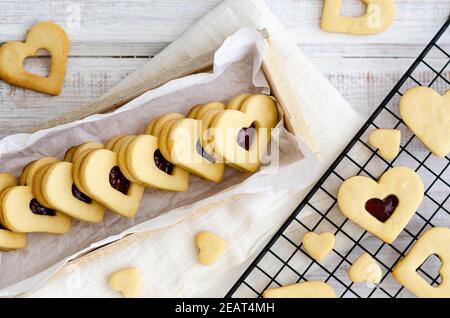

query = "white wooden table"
[[0, 0, 449, 297]]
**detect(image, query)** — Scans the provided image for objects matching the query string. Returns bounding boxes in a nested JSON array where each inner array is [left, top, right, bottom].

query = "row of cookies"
[[0, 93, 278, 252]]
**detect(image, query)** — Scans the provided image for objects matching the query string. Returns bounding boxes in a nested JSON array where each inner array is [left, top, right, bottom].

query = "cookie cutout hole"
[[365, 195, 399, 222], [237, 123, 256, 151], [416, 254, 442, 286], [71, 183, 92, 204], [195, 140, 215, 163], [109, 166, 130, 195], [339, 0, 366, 17], [23, 49, 51, 77], [153, 150, 174, 175], [29, 198, 56, 216]]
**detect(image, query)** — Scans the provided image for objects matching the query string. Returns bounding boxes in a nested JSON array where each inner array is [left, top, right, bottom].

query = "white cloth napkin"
[[25, 0, 363, 297]]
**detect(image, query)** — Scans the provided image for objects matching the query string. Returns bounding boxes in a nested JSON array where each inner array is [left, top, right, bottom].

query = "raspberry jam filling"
[[237, 123, 256, 151], [154, 150, 174, 175], [365, 195, 399, 223], [109, 166, 130, 195], [196, 140, 215, 163], [29, 198, 56, 216], [71, 183, 92, 204]]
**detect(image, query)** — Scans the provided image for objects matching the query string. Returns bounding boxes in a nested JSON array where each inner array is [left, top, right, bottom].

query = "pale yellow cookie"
[[348, 253, 382, 284], [400, 86, 450, 157], [1, 186, 71, 234], [112, 135, 138, 183], [194, 102, 225, 120], [122, 135, 189, 192], [158, 119, 182, 162], [393, 227, 450, 298], [369, 129, 401, 161], [195, 231, 227, 266], [23, 157, 58, 187], [187, 104, 204, 119], [168, 118, 224, 182], [337, 167, 424, 243], [40, 161, 105, 223], [263, 282, 336, 298], [150, 113, 185, 137], [78, 148, 144, 218], [321, 0, 396, 35], [108, 267, 141, 298], [63, 146, 77, 162], [227, 93, 251, 110], [19, 162, 33, 186], [302, 232, 335, 262], [105, 135, 126, 150], [0, 22, 69, 95], [71, 142, 104, 195], [31, 162, 54, 208]]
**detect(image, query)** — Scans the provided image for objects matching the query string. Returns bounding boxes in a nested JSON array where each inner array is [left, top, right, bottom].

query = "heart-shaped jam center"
[[237, 123, 256, 151], [195, 140, 215, 163], [365, 195, 399, 222], [154, 150, 174, 175], [71, 183, 92, 204], [109, 166, 130, 195], [29, 198, 56, 216]]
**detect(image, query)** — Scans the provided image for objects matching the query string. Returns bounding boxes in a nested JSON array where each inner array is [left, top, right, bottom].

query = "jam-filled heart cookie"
[[1, 185, 71, 234], [0, 22, 70, 96], [263, 282, 336, 298], [78, 148, 144, 218], [119, 135, 189, 192], [36, 161, 105, 223], [167, 118, 224, 182], [393, 227, 450, 298], [321, 0, 396, 35], [193, 102, 225, 120], [20, 157, 58, 186], [400, 87, 450, 157], [70, 142, 104, 194], [111, 135, 138, 183], [227, 93, 251, 110], [369, 128, 401, 161], [146, 113, 185, 137], [0, 173, 27, 251], [187, 104, 204, 119], [337, 167, 424, 243]]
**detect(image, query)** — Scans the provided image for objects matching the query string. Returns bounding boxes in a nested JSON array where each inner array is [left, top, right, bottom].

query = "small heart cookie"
[[337, 167, 424, 243], [348, 253, 382, 284], [400, 87, 450, 157], [108, 267, 141, 298], [195, 231, 227, 266], [393, 227, 450, 298], [321, 0, 396, 35], [0, 173, 27, 251], [0, 22, 69, 95], [263, 282, 336, 298], [77, 148, 144, 218], [369, 129, 401, 161], [302, 232, 335, 262]]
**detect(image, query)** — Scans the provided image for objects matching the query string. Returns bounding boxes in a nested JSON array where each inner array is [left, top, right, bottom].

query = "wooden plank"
[[0, 0, 448, 57]]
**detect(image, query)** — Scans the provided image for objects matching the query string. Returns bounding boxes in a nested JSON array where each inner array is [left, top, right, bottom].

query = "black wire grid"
[[226, 18, 450, 298]]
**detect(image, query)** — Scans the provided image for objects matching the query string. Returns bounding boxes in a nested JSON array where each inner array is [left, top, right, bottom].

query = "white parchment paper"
[[0, 28, 318, 296]]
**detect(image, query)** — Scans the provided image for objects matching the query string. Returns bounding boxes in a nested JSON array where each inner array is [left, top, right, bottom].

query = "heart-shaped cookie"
[[321, 0, 396, 35], [302, 232, 335, 262], [0, 173, 27, 251], [227, 93, 251, 110], [146, 113, 185, 136], [393, 227, 450, 298], [168, 118, 225, 182], [348, 253, 382, 285], [263, 282, 336, 298], [400, 87, 450, 157], [369, 128, 401, 161], [337, 167, 424, 243], [78, 148, 144, 218], [0, 22, 69, 95], [195, 231, 227, 266], [108, 267, 141, 298]]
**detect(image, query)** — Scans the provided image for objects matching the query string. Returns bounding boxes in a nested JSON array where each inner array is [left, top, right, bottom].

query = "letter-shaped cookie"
[[0, 173, 27, 251], [37, 161, 105, 223], [209, 94, 277, 172], [337, 167, 424, 243], [0, 22, 69, 95], [321, 0, 396, 35], [263, 282, 336, 298], [400, 87, 450, 157], [168, 118, 225, 182], [77, 148, 144, 218], [393, 227, 450, 298]]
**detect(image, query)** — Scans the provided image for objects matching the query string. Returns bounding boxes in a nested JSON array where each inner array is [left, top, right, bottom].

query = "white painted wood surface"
[[0, 0, 449, 138]]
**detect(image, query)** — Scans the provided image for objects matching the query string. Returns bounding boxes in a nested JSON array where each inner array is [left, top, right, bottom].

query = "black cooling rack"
[[226, 18, 450, 298]]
